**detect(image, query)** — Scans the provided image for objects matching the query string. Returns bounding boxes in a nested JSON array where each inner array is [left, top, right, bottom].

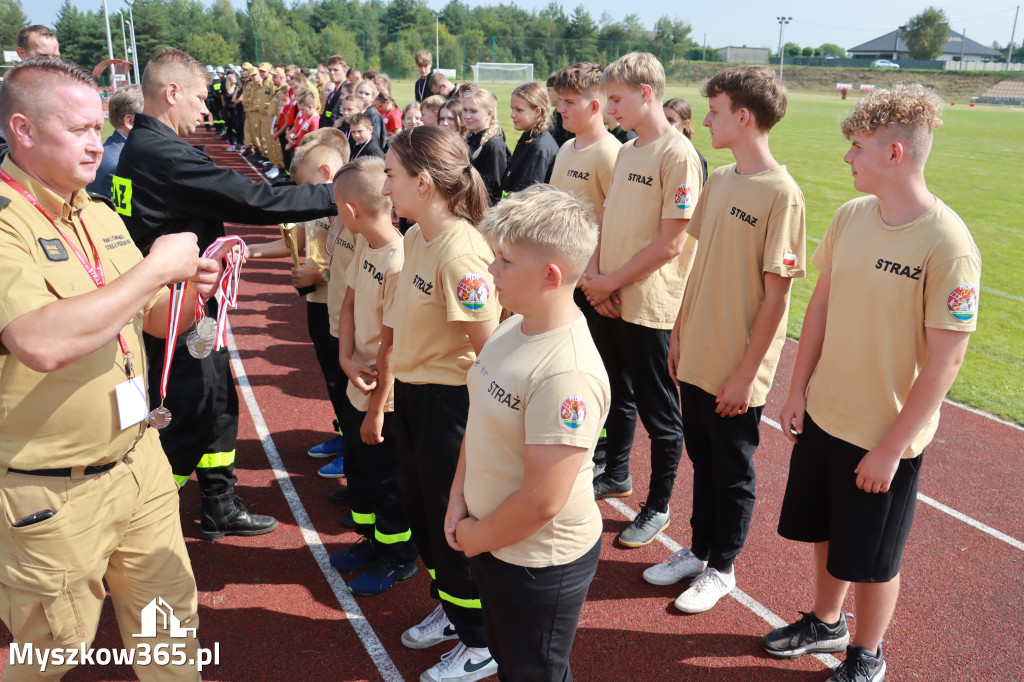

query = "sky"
[[25, 0, 1023, 55]]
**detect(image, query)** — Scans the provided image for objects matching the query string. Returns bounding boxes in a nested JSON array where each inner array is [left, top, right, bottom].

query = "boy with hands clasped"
[[763, 84, 981, 682], [446, 184, 610, 682]]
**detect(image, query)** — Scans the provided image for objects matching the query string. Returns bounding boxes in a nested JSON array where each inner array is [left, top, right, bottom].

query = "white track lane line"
[[603, 498, 841, 671], [225, 321, 404, 682], [762, 416, 1024, 552]]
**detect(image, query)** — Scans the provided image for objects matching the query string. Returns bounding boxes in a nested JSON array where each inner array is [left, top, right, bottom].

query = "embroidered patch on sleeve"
[[947, 284, 978, 321], [457, 273, 490, 310], [560, 396, 586, 429], [674, 183, 693, 210]]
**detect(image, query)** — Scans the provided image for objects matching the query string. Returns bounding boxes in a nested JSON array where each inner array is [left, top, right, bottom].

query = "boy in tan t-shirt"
[[583, 52, 701, 548], [445, 185, 610, 682], [326, 158, 415, 596], [763, 85, 981, 681], [244, 144, 352, 472], [644, 66, 806, 615]]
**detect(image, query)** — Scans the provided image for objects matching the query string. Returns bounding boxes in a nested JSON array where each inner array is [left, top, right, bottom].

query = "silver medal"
[[195, 316, 217, 341], [186, 330, 213, 359], [148, 406, 172, 429]]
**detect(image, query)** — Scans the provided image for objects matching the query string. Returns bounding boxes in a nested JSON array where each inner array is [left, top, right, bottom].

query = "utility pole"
[[1009, 5, 1020, 70], [777, 17, 792, 80], [435, 14, 440, 70], [119, 12, 130, 78], [126, 0, 140, 85]]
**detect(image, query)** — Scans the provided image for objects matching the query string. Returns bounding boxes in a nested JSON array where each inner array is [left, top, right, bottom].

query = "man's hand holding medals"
[[148, 235, 246, 429]]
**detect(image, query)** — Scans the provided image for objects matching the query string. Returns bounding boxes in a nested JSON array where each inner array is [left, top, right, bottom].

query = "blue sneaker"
[[318, 455, 345, 478], [308, 434, 345, 458], [349, 558, 418, 596], [330, 536, 384, 571]]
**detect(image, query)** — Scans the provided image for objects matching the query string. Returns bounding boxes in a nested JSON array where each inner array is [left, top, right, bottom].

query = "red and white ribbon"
[[202, 236, 247, 350], [160, 281, 186, 400]]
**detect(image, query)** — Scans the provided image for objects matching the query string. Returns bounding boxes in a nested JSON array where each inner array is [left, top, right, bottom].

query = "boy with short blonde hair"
[[446, 184, 609, 681], [763, 83, 980, 682], [348, 113, 384, 160], [328, 157, 415, 595], [583, 52, 702, 548], [244, 144, 351, 469], [644, 64, 806, 614]]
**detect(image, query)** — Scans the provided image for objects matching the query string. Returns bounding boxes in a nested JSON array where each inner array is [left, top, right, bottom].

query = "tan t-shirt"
[[600, 128, 703, 329], [0, 157, 164, 469], [386, 220, 498, 386], [303, 215, 331, 304], [464, 315, 610, 567], [676, 164, 806, 407], [806, 195, 981, 457], [549, 134, 621, 220], [326, 216, 356, 337], [344, 233, 404, 412]]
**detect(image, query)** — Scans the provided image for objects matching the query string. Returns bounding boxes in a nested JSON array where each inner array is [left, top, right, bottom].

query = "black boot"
[[199, 492, 279, 540]]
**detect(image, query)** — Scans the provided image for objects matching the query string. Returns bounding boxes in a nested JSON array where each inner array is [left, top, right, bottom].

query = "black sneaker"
[[828, 645, 886, 682], [593, 472, 632, 499], [328, 487, 351, 506], [763, 611, 850, 658]]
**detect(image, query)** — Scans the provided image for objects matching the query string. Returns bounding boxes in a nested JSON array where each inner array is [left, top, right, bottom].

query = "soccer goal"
[[471, 62, 534, 83]]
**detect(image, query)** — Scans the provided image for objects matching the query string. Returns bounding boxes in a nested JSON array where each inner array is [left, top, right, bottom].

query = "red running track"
[[1, 129, 1021, 681]]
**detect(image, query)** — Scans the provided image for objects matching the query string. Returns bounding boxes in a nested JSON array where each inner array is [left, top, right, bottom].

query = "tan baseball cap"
[[258, 62, 273, 72], [241, 61, 253, 70], [272, 67, 286, 77]]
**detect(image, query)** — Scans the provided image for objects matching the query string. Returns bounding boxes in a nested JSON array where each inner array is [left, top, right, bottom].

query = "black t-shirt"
[[414, 73, 432, 103]]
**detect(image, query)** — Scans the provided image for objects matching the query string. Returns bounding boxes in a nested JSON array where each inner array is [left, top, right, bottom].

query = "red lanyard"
[[0, 168, 134, 365]]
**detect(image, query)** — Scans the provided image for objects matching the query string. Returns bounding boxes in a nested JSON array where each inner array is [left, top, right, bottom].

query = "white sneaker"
[[401, 603, 459, 650], [643, 548, 707, 586], [265, 167, 280, 179], [674, 566, 736, 614], [420, 642, 498, 682]]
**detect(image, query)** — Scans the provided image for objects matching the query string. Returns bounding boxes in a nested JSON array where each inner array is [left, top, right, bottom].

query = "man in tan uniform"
[[253, 62, 275, 163], [240, 63, 257, 154], [0, 58, 220, 680]]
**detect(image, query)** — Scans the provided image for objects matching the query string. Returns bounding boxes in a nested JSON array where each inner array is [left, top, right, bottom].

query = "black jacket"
[[413, 74, 432, 103], [114, 113, 336, 255], [364, 106, 389, 153], [467, 130, 510, 206], [320, 87, 344, 129], [500, 130, 559, 197], [549, 112, 574, 148], [609, 125, 638, 145]]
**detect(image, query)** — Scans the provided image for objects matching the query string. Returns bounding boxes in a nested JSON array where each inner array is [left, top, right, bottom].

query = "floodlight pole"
[[776, 17, 791, 80], [103, 0, 116, 89], [126, 0, 140, 86], [119, 12, 130, 78], [1008, 5, 1019, 70], [435, 14, 440, 71]]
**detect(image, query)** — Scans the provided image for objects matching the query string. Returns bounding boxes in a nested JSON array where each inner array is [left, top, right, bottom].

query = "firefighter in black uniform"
[[114, 47, 337, 539]]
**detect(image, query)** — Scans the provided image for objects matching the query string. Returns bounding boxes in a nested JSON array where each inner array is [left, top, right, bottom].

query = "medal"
[[186, 315, 216, 359], [148, 405, 172, 429]]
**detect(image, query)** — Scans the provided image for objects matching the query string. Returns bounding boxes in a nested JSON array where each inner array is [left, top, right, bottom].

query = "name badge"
[[38, 238, 69, 261], [115, 376, 150, 430]]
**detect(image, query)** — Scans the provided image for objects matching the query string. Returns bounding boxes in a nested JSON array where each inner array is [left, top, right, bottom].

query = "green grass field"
[[394, 80, 1024, 424]]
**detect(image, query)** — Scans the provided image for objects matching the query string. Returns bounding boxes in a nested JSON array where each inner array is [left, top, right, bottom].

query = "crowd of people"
[[0, 24, 982, 682]]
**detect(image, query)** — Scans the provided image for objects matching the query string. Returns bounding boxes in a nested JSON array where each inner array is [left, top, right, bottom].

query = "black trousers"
[[392, 381, 486, 648], [588, 315, 683, 512], [344, 407, 417, 562], [224, 103, 243, 145], [306, 302, 350, 431], [144, 298, 238, 495], [679, 382, 762, 571], [472, 539, 601, 682]]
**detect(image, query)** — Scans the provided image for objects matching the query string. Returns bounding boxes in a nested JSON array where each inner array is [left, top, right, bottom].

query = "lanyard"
[[0, 168, 134, 373], [352, 139, 370, 159], [202, 236, 246, 350], [160, 282, 186, 402]]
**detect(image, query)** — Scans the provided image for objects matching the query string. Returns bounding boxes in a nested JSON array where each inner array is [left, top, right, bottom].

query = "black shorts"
[[777, 414, 922, 583]]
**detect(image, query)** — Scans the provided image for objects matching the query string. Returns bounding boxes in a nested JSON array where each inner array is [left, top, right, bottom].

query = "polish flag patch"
[[783, 252, 798, 267]]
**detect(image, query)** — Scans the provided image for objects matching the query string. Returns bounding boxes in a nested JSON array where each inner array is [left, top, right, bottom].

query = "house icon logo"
[[133, 597, 197, 639]]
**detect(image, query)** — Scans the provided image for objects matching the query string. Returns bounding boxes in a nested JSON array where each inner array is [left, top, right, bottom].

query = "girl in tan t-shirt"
[[381, 126, 500, 681]]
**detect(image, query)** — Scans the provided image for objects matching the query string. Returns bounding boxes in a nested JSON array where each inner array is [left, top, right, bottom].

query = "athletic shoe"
[[643, 547, 707, 585], [225, 144, 235, 152], [593, 472, 632, 499], [349, 557, 418, 595], [618, 504, 669, 548], [402, 603, 459, 650], [243, 147, 256, 157], [328, 487, 351, 505], [309, 434, 345, 458], [330, 536, 384, 572], [318, 455, 345, 478], [265, 167, 280, 179], [674, 566, 736, 613], [763, 611, 850, 659], [828, 645, 886, 682], [419, 642, 498, 682]]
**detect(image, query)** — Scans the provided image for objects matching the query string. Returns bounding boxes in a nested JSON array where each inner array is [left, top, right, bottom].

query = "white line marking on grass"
[[226, 321, 404, 682], [762, 416, 1024, 552], [603, 498, 841, 671]]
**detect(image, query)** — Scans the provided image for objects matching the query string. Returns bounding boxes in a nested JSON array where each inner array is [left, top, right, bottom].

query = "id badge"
[[115, 376, 150, 430]]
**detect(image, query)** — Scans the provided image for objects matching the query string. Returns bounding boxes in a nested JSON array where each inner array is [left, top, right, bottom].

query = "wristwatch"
[[321, 268, 331, 282]]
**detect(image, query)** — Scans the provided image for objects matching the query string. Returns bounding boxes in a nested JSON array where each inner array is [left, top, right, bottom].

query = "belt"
[[7, 461, 119, 478]]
